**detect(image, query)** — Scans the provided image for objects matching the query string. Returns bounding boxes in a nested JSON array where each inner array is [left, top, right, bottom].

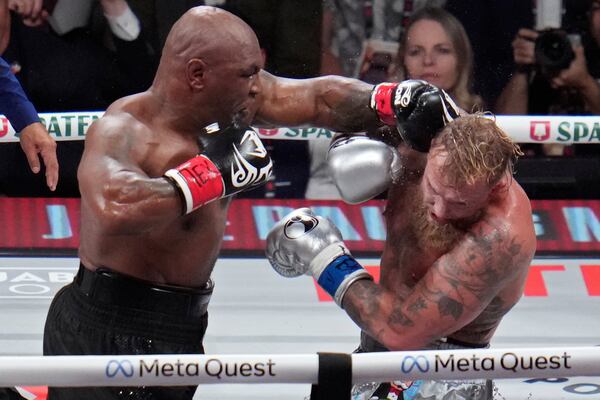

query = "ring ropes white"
[[0, 112, 597, 144], [0, 346, 598, 387]]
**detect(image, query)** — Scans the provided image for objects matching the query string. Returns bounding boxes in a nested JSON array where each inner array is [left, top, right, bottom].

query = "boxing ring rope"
[[0, 347, 599, 387], [0, 112, 598, 144]]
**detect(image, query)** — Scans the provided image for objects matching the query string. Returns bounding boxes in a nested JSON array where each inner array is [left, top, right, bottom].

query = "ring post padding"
[[310, 352, 352, 400]]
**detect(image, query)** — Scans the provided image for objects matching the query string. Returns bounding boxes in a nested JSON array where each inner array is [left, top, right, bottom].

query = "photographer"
[[495, 0, 600, 156]]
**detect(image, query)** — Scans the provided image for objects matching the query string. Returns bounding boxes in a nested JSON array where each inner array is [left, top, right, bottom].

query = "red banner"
[[0, 198, 599, 255]]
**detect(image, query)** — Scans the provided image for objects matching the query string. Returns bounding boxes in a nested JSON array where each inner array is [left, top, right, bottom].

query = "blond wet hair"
[[432, 113, 523, 187]]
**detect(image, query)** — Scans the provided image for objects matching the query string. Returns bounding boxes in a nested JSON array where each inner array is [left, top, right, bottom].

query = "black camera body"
[[534, 29, 575, 74]]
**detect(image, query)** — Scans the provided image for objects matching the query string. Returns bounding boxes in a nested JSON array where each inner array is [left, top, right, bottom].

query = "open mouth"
[[421, 73, 440, 82]]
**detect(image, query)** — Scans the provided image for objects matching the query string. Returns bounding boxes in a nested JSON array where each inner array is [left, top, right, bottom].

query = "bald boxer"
[[267, 115, 537, 399], [42, 5, 455, 400]]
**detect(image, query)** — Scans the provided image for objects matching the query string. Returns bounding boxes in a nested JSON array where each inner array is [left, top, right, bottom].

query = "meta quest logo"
[[398, 352, 572, 375], [105, 358, 277, 380]]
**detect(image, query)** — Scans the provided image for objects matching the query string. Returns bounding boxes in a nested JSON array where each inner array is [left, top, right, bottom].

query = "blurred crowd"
[[0, 0, 598, 198]]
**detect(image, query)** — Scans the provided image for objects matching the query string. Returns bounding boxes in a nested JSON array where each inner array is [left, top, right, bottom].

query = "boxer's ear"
[[187, 58, 206, 91], [490, 176, 509, 197]]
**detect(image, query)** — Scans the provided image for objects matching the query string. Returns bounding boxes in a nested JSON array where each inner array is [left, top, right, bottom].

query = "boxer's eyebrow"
[[241, 65, 260, 77]]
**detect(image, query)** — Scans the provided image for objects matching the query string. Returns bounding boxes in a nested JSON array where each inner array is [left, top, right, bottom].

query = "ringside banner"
[[0, 198, 597, 254], [0, 112, 599, 143]]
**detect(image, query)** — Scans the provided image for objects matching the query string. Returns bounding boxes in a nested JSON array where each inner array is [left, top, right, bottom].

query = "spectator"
[[445, 0, 532, 109], [4, 0, 146, 112], [0, 0, 172, 196], [308, 0, 448, 200], [320, 0, 446, 79], [0, 1, 57, 397], [391, 6, 483, 111], [307, 4, 481, 200], [0, 56, 58, 190], [495, 0, 600, 157], [0, 0, 58, 196]]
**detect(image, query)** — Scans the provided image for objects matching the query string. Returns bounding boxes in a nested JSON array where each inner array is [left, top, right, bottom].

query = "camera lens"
[[535, 29, 575, 72]]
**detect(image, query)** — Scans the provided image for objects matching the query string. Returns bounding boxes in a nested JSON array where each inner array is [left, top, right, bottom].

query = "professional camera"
[[534, 29, 575, 73], [532, 0, 579, 74]]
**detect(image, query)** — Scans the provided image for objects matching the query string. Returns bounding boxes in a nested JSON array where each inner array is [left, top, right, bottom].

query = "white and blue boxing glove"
[[265, 208, 373, 307]]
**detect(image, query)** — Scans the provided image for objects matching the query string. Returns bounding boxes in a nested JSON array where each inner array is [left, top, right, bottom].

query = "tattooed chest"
[[381, 224, 445, 288]]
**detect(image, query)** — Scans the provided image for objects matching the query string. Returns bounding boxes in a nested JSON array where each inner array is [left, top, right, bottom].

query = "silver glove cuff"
[[334, 269, 373, 308], [310, 242, 350, 279]]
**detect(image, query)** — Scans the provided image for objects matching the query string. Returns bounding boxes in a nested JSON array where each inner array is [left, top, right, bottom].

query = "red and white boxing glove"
[[370, 79, 460, 152], [164, 123, 273, 214]]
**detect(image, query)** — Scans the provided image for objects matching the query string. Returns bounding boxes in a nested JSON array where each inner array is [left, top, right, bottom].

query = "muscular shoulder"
[[463, 189, 536, 277], [82, 99, 158, 172], [88, 96, 150, 145], [492, 181, 536, 258]]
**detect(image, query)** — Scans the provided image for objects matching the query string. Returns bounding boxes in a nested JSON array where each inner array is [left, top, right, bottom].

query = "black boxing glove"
[[164, 123, 273, 214], [370, 79, 460, 152], [370, 79, 431, 125]]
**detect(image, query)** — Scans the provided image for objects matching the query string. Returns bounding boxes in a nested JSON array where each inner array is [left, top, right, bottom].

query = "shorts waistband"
[[443, 337, 489, 349], [74, 263, 213, 319]]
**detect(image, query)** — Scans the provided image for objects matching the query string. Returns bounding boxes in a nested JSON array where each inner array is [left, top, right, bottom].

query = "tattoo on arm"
[[438, 296, 464, 320], [343, 228, 526, 346], [417, 230, 523, 323], [327, 84, 380, 132], [389, 309, 415, 327], [343, 279, 387, 332], [407, 296, 426, 314]]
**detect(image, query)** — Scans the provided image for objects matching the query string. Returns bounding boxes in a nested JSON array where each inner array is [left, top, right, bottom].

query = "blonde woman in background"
[[306, 6, 482, 200], [391, 6, 483, 112]]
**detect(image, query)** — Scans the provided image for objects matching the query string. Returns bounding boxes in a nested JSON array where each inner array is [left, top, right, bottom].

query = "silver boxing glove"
[[327, 135, 401, 204], [265, 208, 372, 307]]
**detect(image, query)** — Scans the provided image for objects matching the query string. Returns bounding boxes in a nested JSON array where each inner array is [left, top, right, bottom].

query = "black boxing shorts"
[[0, 388, 27, 400], [43, 263, 213, 400]]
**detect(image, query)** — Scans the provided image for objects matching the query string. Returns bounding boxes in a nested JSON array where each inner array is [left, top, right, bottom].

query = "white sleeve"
[[105, 4, 141, 41]]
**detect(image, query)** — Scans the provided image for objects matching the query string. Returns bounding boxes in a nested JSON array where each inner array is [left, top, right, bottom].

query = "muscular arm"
[[255, 70, 381, 132], [78, 115, 181, 235], [342, 226, 529, 350], [494, 72, 529, 114], [580, 77, 600, 114], [551, 46, 600, 114], [495, 29, 536, 115]]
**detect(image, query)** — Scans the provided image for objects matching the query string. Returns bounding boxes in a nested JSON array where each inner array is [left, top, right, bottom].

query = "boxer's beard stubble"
[[410, 190, 463, 251]]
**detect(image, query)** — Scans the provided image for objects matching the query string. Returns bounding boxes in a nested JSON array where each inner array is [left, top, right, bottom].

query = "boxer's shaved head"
[[152, 6, 263, 126], [160, 6, 259, 73]]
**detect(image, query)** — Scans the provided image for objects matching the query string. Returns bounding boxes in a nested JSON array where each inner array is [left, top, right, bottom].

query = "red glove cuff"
[[370, 83, 398, 126], [164, 155, 224, 214]]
